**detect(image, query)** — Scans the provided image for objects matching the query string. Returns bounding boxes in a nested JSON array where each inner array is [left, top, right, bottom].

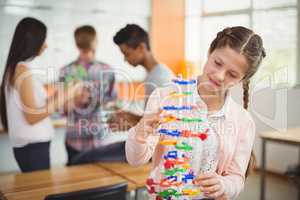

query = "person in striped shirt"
[[59, 25, 117, 165]]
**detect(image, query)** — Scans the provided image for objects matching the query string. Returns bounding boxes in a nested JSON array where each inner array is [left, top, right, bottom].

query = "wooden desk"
[[0, 164, 135, 200], [97, 162, 152, 188], [260, 128, 300, 200], [260, 128, 300, 144], [0, 164, 105, 194], [4, 175, 131, 200]]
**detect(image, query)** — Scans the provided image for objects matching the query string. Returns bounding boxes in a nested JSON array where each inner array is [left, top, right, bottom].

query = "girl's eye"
[[229, 72, 237, 78], [214, 60, 222, 67]]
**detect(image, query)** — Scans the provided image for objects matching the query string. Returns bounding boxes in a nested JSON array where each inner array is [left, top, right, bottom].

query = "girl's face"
[[201, 46, 249, 94]]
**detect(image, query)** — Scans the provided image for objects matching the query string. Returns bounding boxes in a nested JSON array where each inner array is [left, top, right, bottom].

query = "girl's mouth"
[[208, 76, 221, 87]]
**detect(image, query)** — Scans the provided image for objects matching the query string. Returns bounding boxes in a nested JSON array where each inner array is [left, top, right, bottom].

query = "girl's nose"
[[215, 69, 226, 82]]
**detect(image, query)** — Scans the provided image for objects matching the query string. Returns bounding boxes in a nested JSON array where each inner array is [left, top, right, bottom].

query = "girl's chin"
[[198, 76, 223, 93], [205, 80, 221, 90], [202, 84, 220, 94]]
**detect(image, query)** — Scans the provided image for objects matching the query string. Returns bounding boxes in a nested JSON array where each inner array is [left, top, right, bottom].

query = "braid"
[[243, 78, 256, 177], [208, 26, 265, 178], [243, 79, 250, 110], [240, 33, 255, 54]]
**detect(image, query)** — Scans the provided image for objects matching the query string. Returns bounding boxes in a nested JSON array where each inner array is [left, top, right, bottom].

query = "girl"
[[125, 26, 265, 200], [0, 17, 81, 172]]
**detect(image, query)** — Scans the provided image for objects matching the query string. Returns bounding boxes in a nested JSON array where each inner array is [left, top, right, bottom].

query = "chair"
[[286, 164, 300, 187], [70, 142, 127, 165], [44, 182, 127, 200]]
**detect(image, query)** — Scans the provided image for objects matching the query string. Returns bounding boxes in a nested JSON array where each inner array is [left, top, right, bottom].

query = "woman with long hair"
[[0, 17, 81, 172]]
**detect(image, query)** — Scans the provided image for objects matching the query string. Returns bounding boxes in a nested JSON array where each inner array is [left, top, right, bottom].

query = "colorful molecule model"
[[148, 77, 210, 200]]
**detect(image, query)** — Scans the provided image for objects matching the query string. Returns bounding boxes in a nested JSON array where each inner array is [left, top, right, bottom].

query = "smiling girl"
[[125, 26, 265, 200]]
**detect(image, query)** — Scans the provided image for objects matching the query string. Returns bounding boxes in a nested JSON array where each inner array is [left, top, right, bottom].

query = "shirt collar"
[[76, 58, 95, 70], [148, 63, 160, 75], [209, 92, 231, 119], [192, 79, 231, 120]]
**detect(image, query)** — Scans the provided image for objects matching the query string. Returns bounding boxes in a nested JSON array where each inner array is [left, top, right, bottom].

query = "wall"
[[230, 84, 300, 173], [252, 87, 300, 172], [151, 0, 185, 74]]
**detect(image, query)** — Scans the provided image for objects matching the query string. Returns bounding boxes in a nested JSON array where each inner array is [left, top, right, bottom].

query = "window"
[[185, 0, 298, 87], [203, 0, 250, 13], [253, 0, 296, 9], [200, 15, 250, 61], [253, 9, 297, 86]]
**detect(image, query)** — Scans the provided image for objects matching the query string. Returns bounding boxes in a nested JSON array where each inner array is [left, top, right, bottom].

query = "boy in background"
[[60, 25, 117, 165], [109, 24, 174, 130]]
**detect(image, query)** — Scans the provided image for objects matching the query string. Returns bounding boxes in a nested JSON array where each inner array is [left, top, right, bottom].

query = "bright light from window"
[[199, 15, 249, 67], [253, 0, 296, 9], [253, 9, 297, 86], [203, 0, 250, 13]]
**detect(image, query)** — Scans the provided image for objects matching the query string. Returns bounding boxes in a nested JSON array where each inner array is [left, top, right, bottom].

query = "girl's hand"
[[134, 111, 161, 143], [194, 172, 225, 198]]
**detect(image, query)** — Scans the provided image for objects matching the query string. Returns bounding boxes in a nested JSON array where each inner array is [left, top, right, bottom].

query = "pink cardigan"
[[125, 86, 256, 200]]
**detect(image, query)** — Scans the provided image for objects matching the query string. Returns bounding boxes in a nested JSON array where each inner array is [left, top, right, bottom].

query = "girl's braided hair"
[[209, 26, 266, 177]]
